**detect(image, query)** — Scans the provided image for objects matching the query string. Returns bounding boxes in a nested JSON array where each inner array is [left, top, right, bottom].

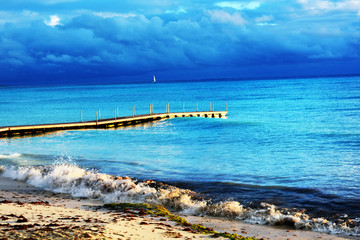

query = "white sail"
[[153, 75, 156, 83]]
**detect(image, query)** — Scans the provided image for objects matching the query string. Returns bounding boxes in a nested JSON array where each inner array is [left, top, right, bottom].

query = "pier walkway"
[[0, 110, 227, 138]]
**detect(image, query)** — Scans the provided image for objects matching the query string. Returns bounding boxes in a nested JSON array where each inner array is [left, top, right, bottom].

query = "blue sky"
[[0, 0, 360, 85]]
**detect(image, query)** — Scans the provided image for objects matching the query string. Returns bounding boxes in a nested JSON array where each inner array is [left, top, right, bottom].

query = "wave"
[[0, 153, 22, 159], [0, 163, 359, 237]]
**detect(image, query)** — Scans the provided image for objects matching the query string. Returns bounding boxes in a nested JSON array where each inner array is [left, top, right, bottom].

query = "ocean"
[[0, 76, 359, 236]]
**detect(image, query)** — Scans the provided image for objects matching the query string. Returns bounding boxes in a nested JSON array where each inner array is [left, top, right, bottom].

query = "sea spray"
[[2, 164, 157, 202], [0, 163, 359, 237]]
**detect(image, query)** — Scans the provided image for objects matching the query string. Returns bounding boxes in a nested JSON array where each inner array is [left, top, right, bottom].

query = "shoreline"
[[0, 175, 355, 240]]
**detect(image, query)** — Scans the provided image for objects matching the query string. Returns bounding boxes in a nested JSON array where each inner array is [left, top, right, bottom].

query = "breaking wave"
[[0, 163, 359, 237], [0, 153, 22, 159]]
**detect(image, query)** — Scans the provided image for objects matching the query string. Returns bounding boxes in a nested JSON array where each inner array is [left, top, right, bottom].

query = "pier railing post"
[[96, 112, 98, 123], [99, 109, 101, 120], [114, 109, 116, 119], [80, 111, 83, 123], [196, 102, 198, 112], [183, 103, 185, 113]]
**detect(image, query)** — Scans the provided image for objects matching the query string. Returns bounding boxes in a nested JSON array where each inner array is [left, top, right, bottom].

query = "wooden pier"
[[0, 110, 227, 138]]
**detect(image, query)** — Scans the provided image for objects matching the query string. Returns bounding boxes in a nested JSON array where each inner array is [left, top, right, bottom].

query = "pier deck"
[[0, 111, 227, 138]]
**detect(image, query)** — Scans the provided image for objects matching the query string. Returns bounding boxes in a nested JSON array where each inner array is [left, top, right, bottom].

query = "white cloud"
[[298, 0, 360, 14], [22, 10, 39, 17], [255, 15, 276, 26], [0, 10, 39, 25], [42, 54, 102, 65], [257, 22, 277, 26], [255, 15, 273, 23], [165, 7, 187, 14], [208, 10, 246, 25], [44, 15, 61, 27], [216, 1, 261, 10], [31, 0, 78, 4], [43, 54, 72, 63], [94, 12, 136, 19], [0, 11, 15, 25]]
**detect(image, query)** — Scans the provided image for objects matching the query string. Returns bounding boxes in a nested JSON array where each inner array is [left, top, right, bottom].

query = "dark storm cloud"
[[0, 0, 359, 84]]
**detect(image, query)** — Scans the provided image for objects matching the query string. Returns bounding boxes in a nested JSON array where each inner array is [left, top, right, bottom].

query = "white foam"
[[1, 164, 157, 203], [0, 163, 359, 237], [0, 153, 22, 159]]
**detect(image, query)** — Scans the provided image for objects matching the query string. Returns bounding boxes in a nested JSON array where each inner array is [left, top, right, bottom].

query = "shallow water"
[[1, 77, 360, 234]]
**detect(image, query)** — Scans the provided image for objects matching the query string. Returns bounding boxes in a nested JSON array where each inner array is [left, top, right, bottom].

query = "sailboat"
[[153, 75, 156, 83]]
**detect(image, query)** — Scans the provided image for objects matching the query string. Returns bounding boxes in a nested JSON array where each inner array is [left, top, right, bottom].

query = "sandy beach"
[[0, 175, 355, 240]]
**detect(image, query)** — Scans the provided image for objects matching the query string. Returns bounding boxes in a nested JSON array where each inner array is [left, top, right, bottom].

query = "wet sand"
[[0, 176, 355, 240]]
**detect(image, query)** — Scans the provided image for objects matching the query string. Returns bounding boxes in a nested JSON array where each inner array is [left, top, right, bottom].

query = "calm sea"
[[1, 77, 359, 234]]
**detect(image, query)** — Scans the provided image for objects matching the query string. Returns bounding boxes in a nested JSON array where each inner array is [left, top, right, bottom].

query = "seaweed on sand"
[[104, 203, 259, 240]]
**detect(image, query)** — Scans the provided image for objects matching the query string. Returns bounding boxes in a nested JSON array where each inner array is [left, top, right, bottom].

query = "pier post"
[[80, 111, 83, 123], [150, 104, 152, 115], [117, 107, 119, 118], [114, 109, 116, 119], [196, 102, 198, 112], [183, 103, 185, 113], [99, 109, 101, 120], [96, 112, 98, 123]]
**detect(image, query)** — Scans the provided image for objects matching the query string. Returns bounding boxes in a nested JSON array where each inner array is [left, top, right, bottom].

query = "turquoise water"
[[1, 77, 360, 223]]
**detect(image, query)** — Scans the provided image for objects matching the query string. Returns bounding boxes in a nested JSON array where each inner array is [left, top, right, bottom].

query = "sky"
[[0, 0, 360, 85]]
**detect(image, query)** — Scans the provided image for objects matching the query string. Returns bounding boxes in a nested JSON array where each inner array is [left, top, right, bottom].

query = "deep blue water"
[[1, 77, 360, 219]]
